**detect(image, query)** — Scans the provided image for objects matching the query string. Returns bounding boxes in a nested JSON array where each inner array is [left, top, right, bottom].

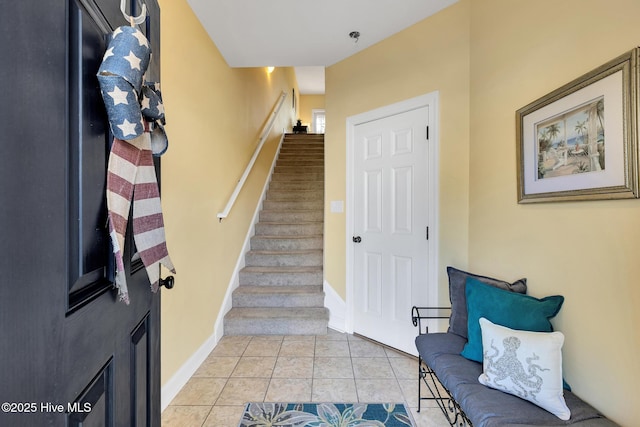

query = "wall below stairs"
[[157, 0, 299, 402]]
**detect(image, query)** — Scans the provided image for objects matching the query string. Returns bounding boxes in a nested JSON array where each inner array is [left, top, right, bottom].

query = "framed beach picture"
[[516, 47, 640, 203]]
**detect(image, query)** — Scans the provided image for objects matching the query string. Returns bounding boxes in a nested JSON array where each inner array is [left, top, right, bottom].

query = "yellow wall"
[[158, 0, 297, 385], [156, 0, 640, 423], [324, 1, 471, 305], [326, 0, 640, 423], [299, 94, 326, 130], [468, 1, 640, 424]]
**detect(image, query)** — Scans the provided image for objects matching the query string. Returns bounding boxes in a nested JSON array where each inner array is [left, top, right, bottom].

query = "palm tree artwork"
[[535, 96, 604, 179]]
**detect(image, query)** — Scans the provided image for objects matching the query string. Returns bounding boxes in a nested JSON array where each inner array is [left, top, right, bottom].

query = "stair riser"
[[284, 147, 323, 151], [271, 173, 324, 183], [276, 151, 323, 155], [274, 166, 324, 174], [276, 159, 324, 167], [255, 222, 323, 236], [280, 148, 324, 153], [278, 151, 323, 156], [282, 141, 324, 145], [266, 190, 323, 201], [224, 317, 328, 335], [250, 236, 323, 251], [239, 270, 323, 286], [245, 251, 322, 267], [278, 147, 324, 160], [259, 210, 323, 222], [263, 200, 323, 210], [269, 181, 323, 190], [232, 292, 325, 308]]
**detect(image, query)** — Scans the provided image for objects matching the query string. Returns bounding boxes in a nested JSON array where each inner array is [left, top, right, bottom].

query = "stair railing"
[[217, 91, 288, 222]]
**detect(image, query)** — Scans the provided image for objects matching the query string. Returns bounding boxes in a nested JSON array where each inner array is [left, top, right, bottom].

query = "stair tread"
[[269, 180, 324, 183], [234, 285, 323, 294], [256, 221, 323, 225], [226, 307, 329, 319], [241, 265, 322, 273], [260, 209, 323, 213], [252, 234, 323, 239], [247, 249, 322, 255], [268, 188, 323, 192]]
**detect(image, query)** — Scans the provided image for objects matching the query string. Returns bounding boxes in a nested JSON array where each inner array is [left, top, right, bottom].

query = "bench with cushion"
[[412, 267, 618, 427]]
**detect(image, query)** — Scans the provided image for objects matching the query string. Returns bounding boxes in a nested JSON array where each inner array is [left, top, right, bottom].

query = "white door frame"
[[345, 91, 440, 334]]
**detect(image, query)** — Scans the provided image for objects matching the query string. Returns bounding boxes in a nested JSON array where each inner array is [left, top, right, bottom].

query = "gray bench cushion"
[[415, 333, 617, 427]]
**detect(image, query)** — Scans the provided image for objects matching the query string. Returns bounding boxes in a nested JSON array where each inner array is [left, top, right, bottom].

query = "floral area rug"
[[238, 402, 414, 426]]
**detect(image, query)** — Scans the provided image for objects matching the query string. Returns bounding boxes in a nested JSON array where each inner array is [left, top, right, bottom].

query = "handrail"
[[217, 91, 288, 222]]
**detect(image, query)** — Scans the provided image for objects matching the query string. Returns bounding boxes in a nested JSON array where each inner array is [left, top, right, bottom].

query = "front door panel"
[[0, 1, 162, 426]]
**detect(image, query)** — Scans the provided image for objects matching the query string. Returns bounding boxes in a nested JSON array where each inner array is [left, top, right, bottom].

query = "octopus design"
[[484, 335, 550, 401]]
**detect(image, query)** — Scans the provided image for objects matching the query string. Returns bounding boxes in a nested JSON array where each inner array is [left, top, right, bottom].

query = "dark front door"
[[0, 1, 163, 426]]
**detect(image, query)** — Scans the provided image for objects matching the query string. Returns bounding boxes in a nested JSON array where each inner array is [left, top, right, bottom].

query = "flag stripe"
[[132, 197, 163, 218], [109, 211, 129, 236], [133, 182, 161, 200], [109, 150, 138, 182], [133, 165, 159, 185], [106, 129, 175, 304], [131, 226, 167, 252], [133, 213, 165, 235], [112, 137, 141, 163], [108, 191, 132, 221], [107, 171, 135, 199]]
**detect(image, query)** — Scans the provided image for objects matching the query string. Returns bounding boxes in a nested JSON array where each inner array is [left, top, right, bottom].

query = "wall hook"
[[120, 0, 147, 26]]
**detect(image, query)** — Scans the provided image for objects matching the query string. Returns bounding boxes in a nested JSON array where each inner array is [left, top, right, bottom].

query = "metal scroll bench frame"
[[412, 306, 472, 427]]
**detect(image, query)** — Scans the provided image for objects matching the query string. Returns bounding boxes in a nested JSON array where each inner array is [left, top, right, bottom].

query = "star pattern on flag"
[[103, 47, 114, 61], [107, 85, 130, 106], [117, 119, 138, 137], [97, 26, 158, 142], [141, 94, 151, 111], [132, 30, 149, 48], [124, 50, 142, 70]]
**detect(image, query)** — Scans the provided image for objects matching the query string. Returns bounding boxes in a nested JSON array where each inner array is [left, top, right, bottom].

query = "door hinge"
[[426, 226, 429, 240], [426, 126, 429, 140]]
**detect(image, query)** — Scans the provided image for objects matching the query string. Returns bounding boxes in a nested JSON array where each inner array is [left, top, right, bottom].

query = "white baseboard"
[[324, 280, 346, 333], [161, 332, 218, 411]]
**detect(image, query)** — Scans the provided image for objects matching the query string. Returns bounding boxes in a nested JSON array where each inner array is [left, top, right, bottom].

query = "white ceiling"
[[186, 0, 458, 94]]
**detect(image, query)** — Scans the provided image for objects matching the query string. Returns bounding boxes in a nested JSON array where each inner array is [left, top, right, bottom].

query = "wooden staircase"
[[223, 133, 329, 335]]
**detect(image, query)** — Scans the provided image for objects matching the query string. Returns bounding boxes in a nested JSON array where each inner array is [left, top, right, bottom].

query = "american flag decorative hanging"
[[97, 24, 175, 304]]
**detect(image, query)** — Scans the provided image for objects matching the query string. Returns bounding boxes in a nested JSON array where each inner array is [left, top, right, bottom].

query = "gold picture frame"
[[516, 48, 640, 203]]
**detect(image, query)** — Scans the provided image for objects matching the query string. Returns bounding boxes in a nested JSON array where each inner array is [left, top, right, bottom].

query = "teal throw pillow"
[[460, 277, 564, 363]]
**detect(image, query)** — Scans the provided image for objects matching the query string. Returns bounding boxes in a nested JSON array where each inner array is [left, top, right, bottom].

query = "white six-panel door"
[[351, 104, 433, 355]]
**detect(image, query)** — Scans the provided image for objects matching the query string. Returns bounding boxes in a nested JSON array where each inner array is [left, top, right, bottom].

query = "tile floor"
[[161, 329, 450, 427]]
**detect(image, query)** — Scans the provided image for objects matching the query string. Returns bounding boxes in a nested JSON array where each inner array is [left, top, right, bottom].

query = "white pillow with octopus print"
[[478, 317, 571, 420]]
